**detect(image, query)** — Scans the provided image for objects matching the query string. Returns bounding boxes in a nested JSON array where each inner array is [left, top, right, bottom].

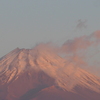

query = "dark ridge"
[[19, 85, 48, 100]]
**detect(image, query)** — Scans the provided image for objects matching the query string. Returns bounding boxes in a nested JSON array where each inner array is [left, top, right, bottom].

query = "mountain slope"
[[0, 45, 100, 100]]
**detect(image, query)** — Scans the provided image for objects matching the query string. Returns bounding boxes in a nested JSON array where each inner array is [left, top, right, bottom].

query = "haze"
[[0, 0, 100, 57]]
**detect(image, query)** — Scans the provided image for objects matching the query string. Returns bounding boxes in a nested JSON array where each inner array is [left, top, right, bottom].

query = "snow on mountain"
[[0, 45, 100, 91]]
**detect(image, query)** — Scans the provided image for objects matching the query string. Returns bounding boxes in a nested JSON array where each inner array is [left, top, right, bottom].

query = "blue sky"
[[0, 0, 100, 57]]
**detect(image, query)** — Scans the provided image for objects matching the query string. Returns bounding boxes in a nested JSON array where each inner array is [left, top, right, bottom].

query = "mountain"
[[0, 45, 100, 100]]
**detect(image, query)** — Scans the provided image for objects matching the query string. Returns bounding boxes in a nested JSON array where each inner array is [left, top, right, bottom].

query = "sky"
[[0, 0, 100, 57]]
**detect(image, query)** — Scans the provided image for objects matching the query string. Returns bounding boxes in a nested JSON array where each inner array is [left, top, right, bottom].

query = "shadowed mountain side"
[[73, 85, 100, 100], [30, 86, 94, 100], [0, 86, 7, 100], [30, 86, 100, 100], [5, 70, 55, 100], [19, 85, 49, 100]]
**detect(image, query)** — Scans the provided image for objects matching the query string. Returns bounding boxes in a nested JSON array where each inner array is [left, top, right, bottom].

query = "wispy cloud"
[[75, 19, 87, 31]]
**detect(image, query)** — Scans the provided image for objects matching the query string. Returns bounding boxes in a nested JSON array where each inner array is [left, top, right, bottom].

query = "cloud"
[[92, 30, 100, 38], [33, 30, 100, 76], [60, 31, 100, 76], [75, 19, 87, 31], [62, 35, 92, 53], [62, 30, 100, 53]]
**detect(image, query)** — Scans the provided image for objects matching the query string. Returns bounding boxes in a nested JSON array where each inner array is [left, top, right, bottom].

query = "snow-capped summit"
[[0, 44, 100, 100]]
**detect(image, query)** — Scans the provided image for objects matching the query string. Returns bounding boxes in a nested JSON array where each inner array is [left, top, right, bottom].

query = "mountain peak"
[[0, 47, 100, 99]]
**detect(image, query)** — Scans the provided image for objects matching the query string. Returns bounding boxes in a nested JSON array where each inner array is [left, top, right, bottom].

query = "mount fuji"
[[0, 44, 100, 100]]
